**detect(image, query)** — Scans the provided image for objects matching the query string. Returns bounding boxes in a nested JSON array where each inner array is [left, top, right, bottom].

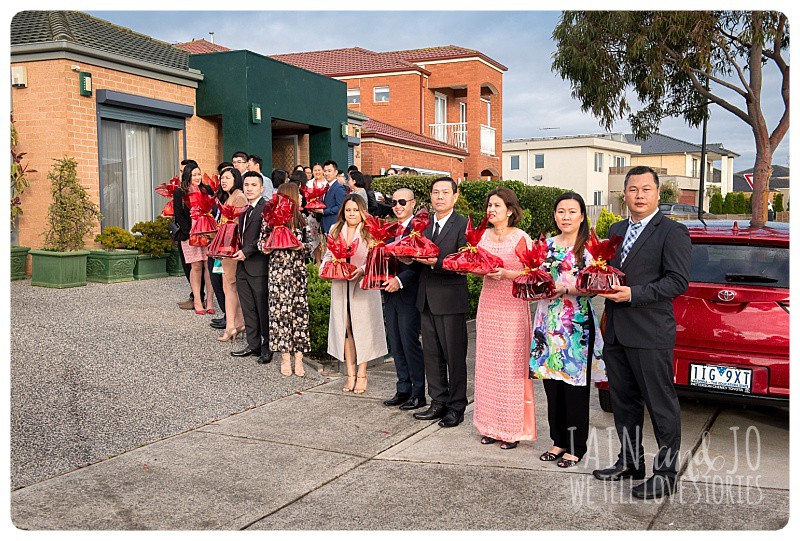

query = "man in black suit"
[[382, 188, 426, 411], [230, 171, 273, 365], [412, 177, 469, 428], [593, 165, 692, 499]]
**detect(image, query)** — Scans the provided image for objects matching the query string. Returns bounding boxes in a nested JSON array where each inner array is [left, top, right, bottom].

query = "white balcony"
[[429, 122, 468, 150], [480, 124, 496, 155]]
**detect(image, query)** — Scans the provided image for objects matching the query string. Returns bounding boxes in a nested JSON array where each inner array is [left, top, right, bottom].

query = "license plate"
[[689, 364, 753, 393]]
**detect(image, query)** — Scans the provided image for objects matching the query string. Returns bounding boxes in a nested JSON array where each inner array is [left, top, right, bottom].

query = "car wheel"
[[599, 388, 613, 413]]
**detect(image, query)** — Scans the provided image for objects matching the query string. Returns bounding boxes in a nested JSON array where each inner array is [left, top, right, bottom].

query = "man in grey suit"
[[592, 165, 692, 499]]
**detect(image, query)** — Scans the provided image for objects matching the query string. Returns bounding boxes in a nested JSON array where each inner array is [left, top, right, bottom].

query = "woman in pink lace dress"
[[473, 187, 537, 450]]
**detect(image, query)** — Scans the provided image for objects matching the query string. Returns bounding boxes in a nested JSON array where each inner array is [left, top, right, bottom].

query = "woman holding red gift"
[[320, 195, 388, 394], [473, 187, 537, 450], [215, 166, 247, 341], [261, 183, 311, 377], [175, 163, 216, 315], [530, 192, 606, 468]]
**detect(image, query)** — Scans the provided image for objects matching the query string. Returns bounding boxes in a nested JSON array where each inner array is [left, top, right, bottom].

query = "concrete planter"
[[10, 246, 30, 280], [165, 247, 183, 276], [133, 254, 169, 280], [29, 249, 90, 288], [86, 249, 138, 283]]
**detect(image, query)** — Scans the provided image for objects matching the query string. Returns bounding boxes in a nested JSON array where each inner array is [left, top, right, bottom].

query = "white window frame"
[[510, 155, 520, 170], [347, 88, 360, 105], [481, 98, 491, 127], [594, 191, 603, 205], [534, 153, 545, 169], [373, 86, 390, 103], [434, 92, 447, 125], [459, 101, 467, 123], [594, 152, 603, 172], [614, 155, 626, 168]]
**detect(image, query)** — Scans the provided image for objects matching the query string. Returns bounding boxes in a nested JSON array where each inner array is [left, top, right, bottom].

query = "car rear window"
[[690, 243, 789, 288]]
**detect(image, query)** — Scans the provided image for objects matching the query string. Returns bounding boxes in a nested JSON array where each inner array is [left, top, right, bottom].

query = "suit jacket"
[[385, 224, 420, 306], [320, 181, 348, 234], [604, 211, 692, 349], [237, 197, 269, 278], [415, 211, 469, 315]]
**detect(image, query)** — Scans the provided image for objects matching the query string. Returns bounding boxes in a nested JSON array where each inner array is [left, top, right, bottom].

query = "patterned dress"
[[473, 229, 537, 442], [261, 224, 311, 354], [530, 239, 606, 386]]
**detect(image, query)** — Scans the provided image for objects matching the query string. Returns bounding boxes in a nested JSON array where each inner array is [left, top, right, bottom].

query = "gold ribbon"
[[457, 244, 478, 254], [368, 240, 386, 249], [408, 230, 422, 239], [589, 258, 608, 271]]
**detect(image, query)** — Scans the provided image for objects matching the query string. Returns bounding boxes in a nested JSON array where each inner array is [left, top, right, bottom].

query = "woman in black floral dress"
[[260, 182, 311, 377]]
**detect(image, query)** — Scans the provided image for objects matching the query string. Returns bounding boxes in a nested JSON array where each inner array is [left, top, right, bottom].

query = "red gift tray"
[[207, 222, 241, 258], [320, 235, 359, 280], [511, 235, 555, 300]]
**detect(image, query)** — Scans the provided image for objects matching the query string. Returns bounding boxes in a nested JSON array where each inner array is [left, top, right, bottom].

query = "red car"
[[597, 220, 789, 411]]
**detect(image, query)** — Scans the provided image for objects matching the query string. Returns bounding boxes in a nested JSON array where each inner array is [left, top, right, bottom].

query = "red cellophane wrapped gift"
[[320, 235, 360, 280], [208, 201, 248, 258], [261, 193, 302, 250], [154, 176, 180, 217], [301, 184, 328, 210], [386, 209, 440, 259], [187, 191, 218, 247], [576, 228, 626, 293], [360, 215, 406, 290], [512, 234, 556, 300], [203, 172, 220, 192], [442, 215, 504, 275]]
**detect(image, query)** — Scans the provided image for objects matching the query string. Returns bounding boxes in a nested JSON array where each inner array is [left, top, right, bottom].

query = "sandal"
[[342, 373, 356, 393], [480, 436, 497, 445], [539, 449, 566, 462], [294, 354, 305, 377], [557, 456, 581, 468], [500, 441, 519, 450], [280, 354, 292, 377], [353, 374, 368, 395]]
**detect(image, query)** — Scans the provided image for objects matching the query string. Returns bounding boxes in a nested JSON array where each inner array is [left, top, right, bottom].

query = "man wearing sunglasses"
[[382, 189, 426, 411]]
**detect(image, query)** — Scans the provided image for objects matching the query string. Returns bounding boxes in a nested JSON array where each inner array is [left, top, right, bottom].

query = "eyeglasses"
[[232, 159, 247, 165], [391, 199, 413, 207]]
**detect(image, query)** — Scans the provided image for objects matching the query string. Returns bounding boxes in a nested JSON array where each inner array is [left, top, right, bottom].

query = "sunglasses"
[[391, 199, 413, 207]]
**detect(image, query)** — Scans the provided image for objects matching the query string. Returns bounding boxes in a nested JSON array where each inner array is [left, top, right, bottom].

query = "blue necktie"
[[620, 221, 643, 264]]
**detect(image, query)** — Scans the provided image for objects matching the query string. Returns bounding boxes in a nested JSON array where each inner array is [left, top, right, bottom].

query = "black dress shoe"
[[230, 347, 261, 358], [211, 316, 226, 325], [210, 320, 226, 330], [631, 474, 676, 499], [256, 351, 273, 364], [383, 393, 411, 407], [399, 396, 427, 410], [592, 463, 646, 481], [413, 402, 446, 420], [438, 409, 464, 428]]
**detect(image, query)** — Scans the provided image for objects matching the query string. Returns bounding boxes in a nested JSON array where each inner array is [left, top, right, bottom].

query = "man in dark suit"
[[382, 188, 426, 411], [230, 171, 273, 365], [593, 165, 692, 499], [412, 177, 469, 428], [315, 160, 347, 234]]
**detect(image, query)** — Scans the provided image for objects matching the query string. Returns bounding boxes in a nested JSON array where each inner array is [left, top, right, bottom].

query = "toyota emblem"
[[718, 290, 736, 302]]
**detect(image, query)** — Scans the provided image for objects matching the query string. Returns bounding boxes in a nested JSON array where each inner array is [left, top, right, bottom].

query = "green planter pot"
[[133, 254, 169, 280], [10, 246, 30, 280], [166, 246, 184, 276], [29, 249, 90, 288], [86, 249, 138, 283]]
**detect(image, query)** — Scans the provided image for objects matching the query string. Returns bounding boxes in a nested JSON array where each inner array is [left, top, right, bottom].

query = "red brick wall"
[[346, 73, 424, 134], [360, 140, 465, 180], [11, 58, 220, 251]]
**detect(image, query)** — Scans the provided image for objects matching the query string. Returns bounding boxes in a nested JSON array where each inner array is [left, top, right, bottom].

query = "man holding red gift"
[[412, 178, 469, 427], [316, 160, 347, 234], [593, 165, 691, 499]]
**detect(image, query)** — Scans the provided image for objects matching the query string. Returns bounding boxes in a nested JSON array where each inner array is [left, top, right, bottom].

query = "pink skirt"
[[181, 240, 208, 264]]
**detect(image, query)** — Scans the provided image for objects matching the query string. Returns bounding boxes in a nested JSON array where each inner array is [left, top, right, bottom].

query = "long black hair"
[[216, 166, 243, 204], [180, 162, 200, 191], [552, 191, 590, 264]]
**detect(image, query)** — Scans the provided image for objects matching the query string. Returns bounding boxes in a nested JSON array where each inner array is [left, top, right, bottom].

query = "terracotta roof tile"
[[386, 45, 508, 71], [271, 47, 429, 77], [362, 119, 468, 156], [175, 38, 231, 54]]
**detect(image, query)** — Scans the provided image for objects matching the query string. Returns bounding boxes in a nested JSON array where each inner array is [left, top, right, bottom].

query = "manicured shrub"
[[307, 263, 331, 358], [595, 208, 625, 239], [733, 192, 747, 214], [94, 226, 136, 250], [745, 193, 752, 213], [774, 193, 784, 212], [723, 193, 736, 214], [131, 216, 173, 258], [467, 273, 483, 320], [42, 156, 102, 251], [709, 192, 724, 214]]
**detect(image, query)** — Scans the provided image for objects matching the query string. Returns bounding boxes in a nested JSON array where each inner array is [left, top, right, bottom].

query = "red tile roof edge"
[[362, 119, 468, 157], [175, 38, 231, 54]]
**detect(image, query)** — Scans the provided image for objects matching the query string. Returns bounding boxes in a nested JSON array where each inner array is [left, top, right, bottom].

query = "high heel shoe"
[[353, 374, 368, 395], [294, 355, 306, 377], [206, 308, 215, 315], [236, 327, 246, 340], [217, 329, 238, 342], [342, 373, 356, 393], [280, 354, 292, 376], [194, 309, 206, 315]]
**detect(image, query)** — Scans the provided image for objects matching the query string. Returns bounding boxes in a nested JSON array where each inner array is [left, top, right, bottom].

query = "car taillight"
[[777, 302, 789, 313]]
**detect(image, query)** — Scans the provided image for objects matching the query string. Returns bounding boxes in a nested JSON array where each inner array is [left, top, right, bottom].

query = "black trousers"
[[604, 341, 681, 477], [178, 242, 204, 301], [236, 270, 269, 351], [206, 258, 226, 314], [420, 307, 468, 413], [385, 295, 425, 399]]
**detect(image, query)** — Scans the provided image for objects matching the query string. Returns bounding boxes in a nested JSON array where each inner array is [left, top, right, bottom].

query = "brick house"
[[271, 46, 507, 180]]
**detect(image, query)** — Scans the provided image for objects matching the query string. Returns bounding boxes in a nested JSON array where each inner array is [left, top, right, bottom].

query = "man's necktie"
[[243, 205, 253, 231], [432, 221, 441, 242], [620, 220, 643, 264]]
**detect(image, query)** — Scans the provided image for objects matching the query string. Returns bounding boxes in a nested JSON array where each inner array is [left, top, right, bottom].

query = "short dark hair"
[[430, 176, 458, 193], [347, 165, 359, 173], [624, 165, 660, 188], [350, 171, 366, 188], [242, 171, 263, 185], [180, 159, 198, 168], [248, 155, 263, 169], [271, 169, 288, 188], [290, 170, 307, 185], [323, 160, 338, 171], [484, 187, 523, 228], [231, 151, 248, 162]]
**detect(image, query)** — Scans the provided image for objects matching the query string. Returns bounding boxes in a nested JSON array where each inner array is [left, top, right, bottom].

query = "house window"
[[510, 155, 520, 170], [534, 153, 545, 169], [459, 101, 467, 123], [594, 152, 603, 172], [594, 191, 603, 205], [100, 119, 178, 230], [615, 155, 626, 168], [347, 88, 360, 104], [481, 98, 491, 127], [692, 158, 699, 177], [373, 86, 390, 103]]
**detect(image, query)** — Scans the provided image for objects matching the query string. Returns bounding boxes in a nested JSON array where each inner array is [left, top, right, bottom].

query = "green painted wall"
[[190, 50, 348, 172]]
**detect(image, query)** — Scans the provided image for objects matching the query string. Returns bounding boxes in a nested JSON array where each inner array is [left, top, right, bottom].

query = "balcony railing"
[[429, 122, 467, 150], [480, 124, 496, 155]]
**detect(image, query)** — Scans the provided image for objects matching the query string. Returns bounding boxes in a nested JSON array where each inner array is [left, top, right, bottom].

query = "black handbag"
[[167, 221, 181, 241]]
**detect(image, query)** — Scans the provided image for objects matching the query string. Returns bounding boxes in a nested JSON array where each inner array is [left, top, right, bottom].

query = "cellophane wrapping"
[[575, 228, 626, 293], [320, 235, 359, 280], [188, 191, 218, 246], [301, 184, 328, 210], [511, 234, 556, 300], [385, 209, 439, 258], [360, 215, 406, 290], [261, 193, 302, 250], [155, 176, 179, 217], [208, 202, 248, 258], [441, 215, 504, 275]]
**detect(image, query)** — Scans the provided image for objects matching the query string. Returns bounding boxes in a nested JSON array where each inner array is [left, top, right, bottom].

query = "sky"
[[84, 9, 790, 173]]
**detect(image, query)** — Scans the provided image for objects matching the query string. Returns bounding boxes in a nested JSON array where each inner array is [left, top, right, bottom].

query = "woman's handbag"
[[167, 221, 181, 241]]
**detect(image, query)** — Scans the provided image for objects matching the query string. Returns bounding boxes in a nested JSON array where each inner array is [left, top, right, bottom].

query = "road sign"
[[743, 173, 754, 189]]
